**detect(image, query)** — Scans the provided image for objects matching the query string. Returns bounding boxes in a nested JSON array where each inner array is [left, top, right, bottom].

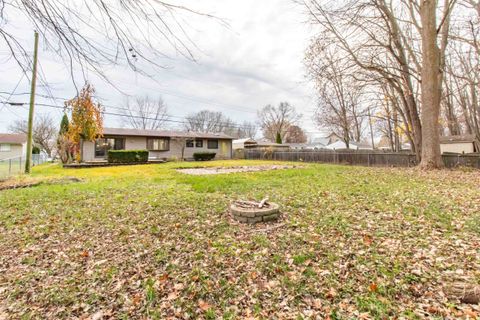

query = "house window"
[[195, 139, 203, 148], [0, 144, 11, 152], [147, 138, 170, 151], [95, 137, 125, 157], [186, 139, 194, 148], [207, 139, 218, 149]]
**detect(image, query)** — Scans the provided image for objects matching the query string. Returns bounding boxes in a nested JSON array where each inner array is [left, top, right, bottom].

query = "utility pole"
[[25, 31, 39, 174]]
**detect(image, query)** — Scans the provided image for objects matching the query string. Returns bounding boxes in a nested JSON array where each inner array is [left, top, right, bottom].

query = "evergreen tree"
[[59, 113, 69, 135], [275, 131, 282, 144]]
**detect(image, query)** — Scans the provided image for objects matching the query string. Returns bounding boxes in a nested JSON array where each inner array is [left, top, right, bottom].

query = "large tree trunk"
[[419, 0, 444, 169]]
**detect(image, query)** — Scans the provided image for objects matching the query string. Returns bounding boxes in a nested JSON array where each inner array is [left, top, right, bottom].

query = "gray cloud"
[[0, 0, 319, 135]]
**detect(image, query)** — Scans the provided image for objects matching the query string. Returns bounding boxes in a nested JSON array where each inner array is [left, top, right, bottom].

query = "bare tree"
[[184, 110, 235, 134], [0, 1, 218, 84], [237, 121, 257, 139], [306, 45, 366, 148], [303, 0, 425, 158], [229, 121, 258, 139], [303, 0, 458, 167], [418, 0, 455, 168], [122, 96, 169, 130], [258, 102, 301, 142], [9, 114, 56, 157]]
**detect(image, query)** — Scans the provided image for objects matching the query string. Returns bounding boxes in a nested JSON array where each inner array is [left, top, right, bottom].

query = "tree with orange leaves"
[[65, 83, 103, 162]]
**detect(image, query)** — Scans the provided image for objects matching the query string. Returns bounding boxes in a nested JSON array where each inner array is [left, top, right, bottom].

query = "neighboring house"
[[232, 138, 257, 150], [312, 132, 342, 147], [440, 134, 479, 154], [81, 128, 234, 162], [0, 133, 27, 160], [326, 140, 373, 150]]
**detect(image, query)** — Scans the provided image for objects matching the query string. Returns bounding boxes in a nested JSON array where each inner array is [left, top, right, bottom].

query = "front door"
[[219, 140, 230, 159]]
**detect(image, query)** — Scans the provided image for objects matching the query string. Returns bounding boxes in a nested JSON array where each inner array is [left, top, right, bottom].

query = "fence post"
[[367, 153, 371, 167]]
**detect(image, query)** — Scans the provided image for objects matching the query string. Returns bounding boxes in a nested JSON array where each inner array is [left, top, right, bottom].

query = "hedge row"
[[107, 150, 149, 163], [193, 152, 216, 161]]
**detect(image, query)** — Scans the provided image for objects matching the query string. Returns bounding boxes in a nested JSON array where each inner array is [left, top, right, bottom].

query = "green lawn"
[[0, 160, 479, 319]]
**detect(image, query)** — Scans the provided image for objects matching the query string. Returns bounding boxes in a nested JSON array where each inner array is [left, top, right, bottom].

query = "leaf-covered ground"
[[0, 160, 479, 319]]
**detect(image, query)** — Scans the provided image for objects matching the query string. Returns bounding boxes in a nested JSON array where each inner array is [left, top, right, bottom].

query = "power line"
[[0, 74, 26, 114], [0, 90, 257, 114], [0, 100, 330, 135], [1, 101, 258, 131], [0, 92, 255, 123]]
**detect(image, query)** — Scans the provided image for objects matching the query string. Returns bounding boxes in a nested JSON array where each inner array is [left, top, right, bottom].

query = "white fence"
[[0, 154, 48, 179]]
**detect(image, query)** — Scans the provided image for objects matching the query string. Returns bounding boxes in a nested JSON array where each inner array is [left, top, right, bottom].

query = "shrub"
[[193, 152, 216, 161], [108, 150, 149, 163]]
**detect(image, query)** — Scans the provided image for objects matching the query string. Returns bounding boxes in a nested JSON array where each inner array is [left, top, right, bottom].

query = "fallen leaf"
[[198, 299, 211, 311]]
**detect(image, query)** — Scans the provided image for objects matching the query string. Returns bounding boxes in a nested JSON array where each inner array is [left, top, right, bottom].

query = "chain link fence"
[[0, 154, 48, 179]]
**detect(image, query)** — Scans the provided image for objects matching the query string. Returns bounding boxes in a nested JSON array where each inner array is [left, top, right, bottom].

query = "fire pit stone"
[[230, 200, 280, 224]]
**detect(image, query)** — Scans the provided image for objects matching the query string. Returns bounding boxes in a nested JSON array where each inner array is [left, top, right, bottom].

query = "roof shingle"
[[102, 127, 234, 139], [0, 133, 27, 144]]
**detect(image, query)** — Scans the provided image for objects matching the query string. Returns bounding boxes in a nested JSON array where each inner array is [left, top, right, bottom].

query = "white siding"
[[440, 142, 474, 154], [0, 143, 26, 160]]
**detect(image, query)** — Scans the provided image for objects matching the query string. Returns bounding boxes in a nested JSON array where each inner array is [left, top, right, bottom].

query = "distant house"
[[232, 138, 257, 150], [312, 132, 342, 147], [326, 140, 373, 150], [81, 128, 234, 162], [440, 134, 479, 154], [285, 143, 309, 150], [0, 133, 27, 160]]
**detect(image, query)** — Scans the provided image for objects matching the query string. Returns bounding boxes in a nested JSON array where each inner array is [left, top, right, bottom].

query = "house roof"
[[0, 133, 27, 144], [440, 134, 478, 144], [102, 127, 234, 139], [311, 137, 329, 146], [233, 138, 256, 144]]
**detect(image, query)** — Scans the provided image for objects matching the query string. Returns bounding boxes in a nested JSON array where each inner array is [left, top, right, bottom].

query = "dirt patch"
[[176, 165, 301, 175]]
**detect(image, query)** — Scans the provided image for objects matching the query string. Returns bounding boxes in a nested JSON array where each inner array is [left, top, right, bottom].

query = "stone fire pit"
[[230, 199, 280, 224]]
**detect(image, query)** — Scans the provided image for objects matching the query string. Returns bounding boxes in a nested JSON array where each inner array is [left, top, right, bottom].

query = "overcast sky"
[[0, 0, 321, 137]]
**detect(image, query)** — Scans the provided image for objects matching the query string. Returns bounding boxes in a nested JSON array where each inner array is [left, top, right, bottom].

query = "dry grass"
[[0, 160, 479, 319]]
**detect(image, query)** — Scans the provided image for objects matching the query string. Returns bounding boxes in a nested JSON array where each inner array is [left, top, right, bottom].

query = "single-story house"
[[326, 140, 373, 150], [0, 133, 27, 160], [232, 138, 257, 150], [440, 134, 479, 154], [81, 128, 234, 162]]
